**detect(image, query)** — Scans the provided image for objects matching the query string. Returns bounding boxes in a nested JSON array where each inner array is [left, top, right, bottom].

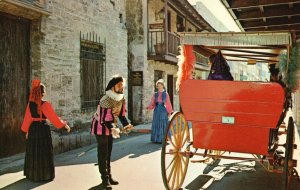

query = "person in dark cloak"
[[207, 50, 234, 81]]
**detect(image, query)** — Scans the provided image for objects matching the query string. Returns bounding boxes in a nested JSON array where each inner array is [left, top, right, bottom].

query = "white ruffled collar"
[[106, 90, 124, 101]]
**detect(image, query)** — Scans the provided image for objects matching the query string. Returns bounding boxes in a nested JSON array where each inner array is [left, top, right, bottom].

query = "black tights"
[[96, 135, 113, 181]]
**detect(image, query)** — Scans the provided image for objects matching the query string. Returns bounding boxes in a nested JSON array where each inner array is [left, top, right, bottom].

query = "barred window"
[[80, 32, 106, 111]]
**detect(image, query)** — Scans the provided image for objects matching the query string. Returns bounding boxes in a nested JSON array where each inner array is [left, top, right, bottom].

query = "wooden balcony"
[[148, 29, 210, 70], [148, 30, 180, 64], [0, 0, 50, 19]]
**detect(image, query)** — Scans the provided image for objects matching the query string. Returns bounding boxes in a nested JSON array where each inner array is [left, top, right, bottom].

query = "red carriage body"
[[180, 79, 285, 155]]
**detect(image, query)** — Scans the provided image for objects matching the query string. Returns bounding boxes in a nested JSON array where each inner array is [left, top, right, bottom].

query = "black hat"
[[105, 75, 124, 91]]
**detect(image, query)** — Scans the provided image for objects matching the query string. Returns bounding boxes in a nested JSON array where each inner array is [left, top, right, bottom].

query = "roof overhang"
[[171, 0, 216, 32], [220, 0, 300, 40]]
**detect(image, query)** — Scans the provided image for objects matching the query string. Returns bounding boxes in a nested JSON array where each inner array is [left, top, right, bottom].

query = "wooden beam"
[[193, 45, 215, 57], [203, 45, 287, 49], [223, 53, 278, 57], [242, 16, 300, 29], [210, 47, 280, 56], [259, 5, 264, 13], [236, 5, 300, 20], [228, 0, 300, 9], [226, 59, 277, 63], [245, 23, 300, 30], [225, 55, 278, 62], [0, 0, 50, 17], [167, 0, 211, 32]]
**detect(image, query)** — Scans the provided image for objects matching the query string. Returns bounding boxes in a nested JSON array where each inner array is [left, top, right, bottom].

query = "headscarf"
[[29, 79, 42, 117], [156, 79, 165, 87]]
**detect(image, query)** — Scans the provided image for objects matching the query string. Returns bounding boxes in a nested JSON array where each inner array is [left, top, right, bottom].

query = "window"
[[80, 32, 106, 111], [176, 15, 184, 32]]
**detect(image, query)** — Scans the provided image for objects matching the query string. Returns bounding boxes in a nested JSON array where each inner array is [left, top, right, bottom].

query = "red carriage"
[[161, 32, 298, 190]]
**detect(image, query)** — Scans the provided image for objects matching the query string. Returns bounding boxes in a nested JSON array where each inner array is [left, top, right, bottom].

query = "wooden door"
[[0, 13, 31, 158]]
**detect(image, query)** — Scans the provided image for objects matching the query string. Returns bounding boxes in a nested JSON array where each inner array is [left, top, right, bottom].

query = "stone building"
[[125, 0, 215, 124], [0, 0, 128, 157]]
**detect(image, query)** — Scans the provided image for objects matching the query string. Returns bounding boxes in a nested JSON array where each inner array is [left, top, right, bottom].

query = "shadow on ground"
[[1, 178, 50, 190], [184, 160, 300, 190]]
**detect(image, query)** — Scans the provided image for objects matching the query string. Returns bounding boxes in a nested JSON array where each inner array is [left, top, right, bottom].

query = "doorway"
[[0, 13, 31, 158]]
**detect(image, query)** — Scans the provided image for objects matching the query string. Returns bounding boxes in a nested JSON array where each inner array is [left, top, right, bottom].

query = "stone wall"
[[31, 0, 128, 127], [125, 0, 148, 124]]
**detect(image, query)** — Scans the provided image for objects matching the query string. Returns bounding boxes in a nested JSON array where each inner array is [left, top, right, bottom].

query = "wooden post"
[[164, 0, 168, 54]]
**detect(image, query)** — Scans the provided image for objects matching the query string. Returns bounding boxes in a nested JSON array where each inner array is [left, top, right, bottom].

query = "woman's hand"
[[26, 133, 28, 139], [65, 124, 71, 133]]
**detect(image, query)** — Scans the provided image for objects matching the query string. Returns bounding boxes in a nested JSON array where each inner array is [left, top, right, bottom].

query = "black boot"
[[101, 176, 112, 190], [109, 175, 119, 185]]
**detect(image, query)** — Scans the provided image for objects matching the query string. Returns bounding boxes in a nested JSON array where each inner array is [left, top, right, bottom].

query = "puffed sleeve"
[[42, 101, 66, 128], [165, 93, 173, 114], [146, 94, 155, 110], [21, 104, 32, 133]]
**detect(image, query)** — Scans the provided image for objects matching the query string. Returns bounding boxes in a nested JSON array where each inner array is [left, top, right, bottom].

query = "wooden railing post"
[[164, 0, 168, 54]]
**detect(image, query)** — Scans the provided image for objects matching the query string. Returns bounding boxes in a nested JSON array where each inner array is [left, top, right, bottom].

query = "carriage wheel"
[[284, 116, 295, 190], [161, 112, 191, 190]]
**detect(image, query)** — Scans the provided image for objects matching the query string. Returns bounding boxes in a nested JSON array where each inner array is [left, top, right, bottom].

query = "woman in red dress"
[[21, 79, 71, 182]]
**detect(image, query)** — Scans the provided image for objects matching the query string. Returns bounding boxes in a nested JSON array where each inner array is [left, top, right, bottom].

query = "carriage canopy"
[[179, 31, 292, 64]]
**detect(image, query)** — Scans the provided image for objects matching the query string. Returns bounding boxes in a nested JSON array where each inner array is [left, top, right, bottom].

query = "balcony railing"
[[148, 30, 209, 69], [148, 30, 180, 59]]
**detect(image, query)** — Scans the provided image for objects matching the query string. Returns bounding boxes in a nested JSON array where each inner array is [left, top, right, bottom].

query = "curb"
[[133, 129, 151, 133]]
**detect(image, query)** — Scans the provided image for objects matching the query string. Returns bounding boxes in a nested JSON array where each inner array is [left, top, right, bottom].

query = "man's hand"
[[65, 124, 71, 133], [111, 127, 120, 139]]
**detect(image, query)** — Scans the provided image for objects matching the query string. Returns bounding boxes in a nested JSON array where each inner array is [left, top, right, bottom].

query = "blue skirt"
[[151, 104, 168, 143]]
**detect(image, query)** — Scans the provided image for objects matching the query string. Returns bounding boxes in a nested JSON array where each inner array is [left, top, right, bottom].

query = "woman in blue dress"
[[147, 79, 173, 143]]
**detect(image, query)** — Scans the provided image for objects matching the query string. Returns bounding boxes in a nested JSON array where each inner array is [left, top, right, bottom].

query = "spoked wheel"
[[161, 111, 191, 190], [284, 116, 295, 190]]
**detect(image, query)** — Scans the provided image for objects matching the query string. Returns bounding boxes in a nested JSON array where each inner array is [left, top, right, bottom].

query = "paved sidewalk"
[[132, 122, 152, 133], [0, 123, 152, 176]]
